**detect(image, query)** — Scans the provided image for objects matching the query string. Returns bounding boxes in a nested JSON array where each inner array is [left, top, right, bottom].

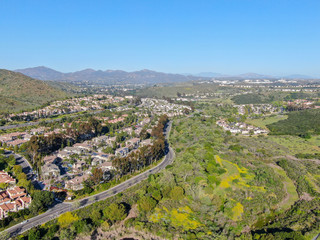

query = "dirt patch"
[[300, 192, 314, 201]]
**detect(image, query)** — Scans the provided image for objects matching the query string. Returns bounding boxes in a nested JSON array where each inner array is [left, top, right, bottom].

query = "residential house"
[[115, 147, 129, 157], [73, 143, 91, 152], [92, 135, 109, 145], [43, 155, 59, 165], [0, 171, 16, 186], [72, 160, 86, 172], [126, 138, 140, 149], [91, 152, 112, 163], [42, 163, 60, 179], [57, 150, 72, 159], [29, 127, 46, 135], [0, 188, 31, 219], [140, 139, 152, 147], [7, 187, 26, 200], [100, 161, 114, 171], [6, 139, 28, 147], [64, 147, 84, 155], [106, 136, 116, 145], [65, 174, 90, 191], [0, 132, 26, 144], [122, 127, 133, 135]]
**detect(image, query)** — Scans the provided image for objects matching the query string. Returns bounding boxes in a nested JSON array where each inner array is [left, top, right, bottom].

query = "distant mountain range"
[[14, 67, 316, 85], [15, 66, 206, 85]]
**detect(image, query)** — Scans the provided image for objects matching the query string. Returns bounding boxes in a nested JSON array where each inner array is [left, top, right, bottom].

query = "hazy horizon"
[[10, 65, 320, 78]]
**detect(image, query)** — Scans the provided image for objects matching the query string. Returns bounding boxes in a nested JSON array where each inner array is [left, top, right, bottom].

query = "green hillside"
[[46, 80, 81, 94], [267, 109, 320, 137], [0, 69, 68, 112]]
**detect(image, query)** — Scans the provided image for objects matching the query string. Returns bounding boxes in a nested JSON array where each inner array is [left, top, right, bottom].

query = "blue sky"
[[1, 0, 319, 76]]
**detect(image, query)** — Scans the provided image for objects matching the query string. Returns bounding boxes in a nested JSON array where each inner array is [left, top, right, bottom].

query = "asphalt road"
[[4, 151, 35, 180], [3, 121, 174, 238], [0, 121, 40, 131]]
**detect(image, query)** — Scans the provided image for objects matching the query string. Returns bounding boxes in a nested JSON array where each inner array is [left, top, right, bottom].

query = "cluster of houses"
[[5, 95, 126, 122], [176, 91, 228, 100], [0, 132, 31, 148], [234, 104, 282, 116], [0, 96, 195, 197], [0, 127, 51, 147], [273, 88, 318, 92], [0, 171, 32, 219], [40, 117, 153, 191], [216, 120, 268, 135], [139, 98, 192, 117], [286, 99, 319, 110]]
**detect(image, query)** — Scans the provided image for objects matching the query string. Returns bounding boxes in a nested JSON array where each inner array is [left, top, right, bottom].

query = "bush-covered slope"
[[0, 69, 68, 112], [267, 109, 320, 137]]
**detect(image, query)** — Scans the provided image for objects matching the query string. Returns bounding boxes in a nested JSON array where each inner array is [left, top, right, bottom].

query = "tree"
[[73, 219, 91, 234], [90, 168, 103, 184], [88, 117, 102, 135], [90, 208, 102, 225], [59, 228, 75, 240], [101, 220, 110, 231], [17, 178, 34, 193], [80, 100, 85, 106], [27, 136, 40, 161], [14, 145, 19, 153], [0, 183, 8, 190], [28, 228, 41, 240], [0, 230, 9, 240], [29, 190, 54, 214], [178, 163, 194, 181], [170, 186, 184, 200], [58, 212, 80, 228], [17, 172, 27, 181], [138, 196, 157, 212], [102, 146, 114, 154], [139, 128, 150, 140], [6, 155, 16, 168], [103, 203, 127, 224], [13, 165, 23, 176]]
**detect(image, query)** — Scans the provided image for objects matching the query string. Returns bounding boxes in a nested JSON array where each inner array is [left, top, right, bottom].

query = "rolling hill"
[[0, 69, 68, 112]]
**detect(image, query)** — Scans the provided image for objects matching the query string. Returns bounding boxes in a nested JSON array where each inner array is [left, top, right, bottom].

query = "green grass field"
[[268, 135, 320, 155], [270, 165, 299, 210], [246, 115, 288, 129]]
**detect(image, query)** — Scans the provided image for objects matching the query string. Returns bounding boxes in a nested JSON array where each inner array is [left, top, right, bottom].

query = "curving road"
[[4, 151, 35, 180], [3, 121, 174, 238]]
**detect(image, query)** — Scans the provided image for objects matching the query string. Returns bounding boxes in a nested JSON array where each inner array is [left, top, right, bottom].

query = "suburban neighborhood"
[[0, 95, 191, 217]]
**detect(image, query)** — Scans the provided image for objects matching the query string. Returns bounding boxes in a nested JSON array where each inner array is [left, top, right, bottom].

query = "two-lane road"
[[3, 121, 174, 238], [4, 151, 35, 180]]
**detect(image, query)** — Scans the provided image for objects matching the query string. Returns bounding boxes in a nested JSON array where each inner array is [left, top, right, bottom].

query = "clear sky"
[[1, 0, 319, 76]]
